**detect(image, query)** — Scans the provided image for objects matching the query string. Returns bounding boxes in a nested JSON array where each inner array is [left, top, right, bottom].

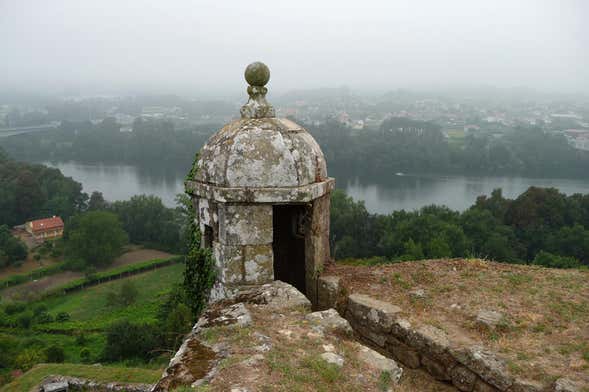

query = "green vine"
[[182, 153, 217, 320], [185, 153, 200, 184]]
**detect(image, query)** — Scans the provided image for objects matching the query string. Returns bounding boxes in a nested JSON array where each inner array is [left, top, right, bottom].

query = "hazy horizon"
[[1, 0, 588, 97]]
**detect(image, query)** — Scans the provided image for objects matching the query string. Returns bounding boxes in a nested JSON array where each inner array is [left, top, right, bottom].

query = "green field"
[[35, 263, 183, 332], [0, 263, 184, 388], [1, 363, 162, 392]]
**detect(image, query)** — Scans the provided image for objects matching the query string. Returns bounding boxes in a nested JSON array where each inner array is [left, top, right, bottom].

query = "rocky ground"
[[154, 281, 454, 392]]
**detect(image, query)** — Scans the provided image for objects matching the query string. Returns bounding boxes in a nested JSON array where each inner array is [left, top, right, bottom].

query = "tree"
[[0, 225, 27, 267], [88, 191, 108, 211], [546, 224, 589, 264], [110, 195, 181, 251], [0, 154, 87, 226], [65, 211, 128, 268], [45, 345, 65, 363]]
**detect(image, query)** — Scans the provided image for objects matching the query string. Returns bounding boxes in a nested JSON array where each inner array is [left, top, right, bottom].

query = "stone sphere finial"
[[245, 62, 270, 87], [240, 62, 275, 119]]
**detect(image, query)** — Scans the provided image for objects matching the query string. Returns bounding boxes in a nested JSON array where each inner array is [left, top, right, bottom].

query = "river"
[[43, 161, 589, 214]]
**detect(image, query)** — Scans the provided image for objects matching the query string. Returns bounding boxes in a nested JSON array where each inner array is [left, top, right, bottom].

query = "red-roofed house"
[[25, 216, 64, 240]]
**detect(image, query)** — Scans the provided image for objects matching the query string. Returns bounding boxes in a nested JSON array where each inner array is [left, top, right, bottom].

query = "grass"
[[52, 256, 182, 293], [34, 263, 184, 332], [0, 363, 161, 392], [0, 263, 183, 388], [328, 258, 589, 385]]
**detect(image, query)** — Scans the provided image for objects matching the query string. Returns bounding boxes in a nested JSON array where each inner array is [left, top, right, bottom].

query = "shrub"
[[80, 348, 91, 363], [163, 303, 193, 349], [102, 320, 160, 361], [119, 281, 139, 306], [4, 302, 26, 315], [33, 304, 48, 316], [17, 312, 33, 329], [34, 311, 54, 324], [106, 281, 139, 307], [56, 312, 71, 322], [75, 333, 87, 346], [14, 349, 43, 371], [533, 251, 581, 269], [0, 335, 18, 368], [45, 345, 65, 363]]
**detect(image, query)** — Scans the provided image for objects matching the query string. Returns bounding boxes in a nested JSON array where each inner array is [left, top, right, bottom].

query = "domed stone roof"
[[186, 62, 334, 203], [193, 117, 327, 188]]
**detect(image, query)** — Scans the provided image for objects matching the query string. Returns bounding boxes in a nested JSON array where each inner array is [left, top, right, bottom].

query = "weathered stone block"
[[357, 344, 403, 384], [243, 244, 273, 285], [390, 318, 413, 343], [421, 355, 451, 381], [553, 378, 581, 392], [474, 379, 501, 392], [349, 318, 387, 347], [212, 242, 243, 284], [218, 204, 272, 245], [198, 198, 214, 226], [408, 325, 450, 357], [236, 281, 311, 310], [453, 346, 513, 391], [508, 379, 545, 392], [305, 308, 353, 335], [386, 336, 421, 369], [317, 275, 340, 310], [451, 365, 478, 391], [347, 293, 402, 333]]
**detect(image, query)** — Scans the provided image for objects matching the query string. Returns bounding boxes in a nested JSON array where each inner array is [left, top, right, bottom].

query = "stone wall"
[[316, 276, 581, 392], [38, 376, 151, 392]]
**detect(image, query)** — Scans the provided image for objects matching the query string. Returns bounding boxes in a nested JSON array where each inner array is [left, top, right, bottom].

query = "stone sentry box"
[[185, 62, 334, 303]]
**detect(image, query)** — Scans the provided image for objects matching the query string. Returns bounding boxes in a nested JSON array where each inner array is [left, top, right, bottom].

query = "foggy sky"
[[1, 0, 588, 96]]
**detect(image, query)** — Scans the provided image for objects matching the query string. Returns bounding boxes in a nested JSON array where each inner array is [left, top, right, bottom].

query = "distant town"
[[1, 88, 588, 150]]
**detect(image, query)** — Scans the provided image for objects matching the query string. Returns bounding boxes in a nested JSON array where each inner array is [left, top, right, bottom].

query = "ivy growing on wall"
[[183, 154, 216, 320]]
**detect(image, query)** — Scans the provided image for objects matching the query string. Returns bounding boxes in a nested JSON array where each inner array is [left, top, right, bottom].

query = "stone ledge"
[[185, 178, 335, 203]]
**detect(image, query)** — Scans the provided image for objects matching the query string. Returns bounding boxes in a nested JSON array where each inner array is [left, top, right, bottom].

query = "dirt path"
[[1, 271, 83, 301], [0, 256, 62, 280]]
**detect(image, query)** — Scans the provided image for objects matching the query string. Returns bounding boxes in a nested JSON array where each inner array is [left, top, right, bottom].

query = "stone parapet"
[[316, 275, 579, 392]]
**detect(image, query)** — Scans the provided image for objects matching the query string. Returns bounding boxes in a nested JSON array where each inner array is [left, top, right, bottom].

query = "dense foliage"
[[0, 225, 27, 267], [64, 211, 128, 268], [331, 187, 589, 268], [0, 147, 87, 227], [110, 195, 184, 252], [3, 116, 589, 179], [1, 118, 214, 169], [312, 118, 589, 177]]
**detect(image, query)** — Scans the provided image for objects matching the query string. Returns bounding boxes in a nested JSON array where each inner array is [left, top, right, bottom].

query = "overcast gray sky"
[[1, 0, 588, 96]]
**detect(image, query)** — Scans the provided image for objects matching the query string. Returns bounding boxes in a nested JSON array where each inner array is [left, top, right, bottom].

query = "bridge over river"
[[0, 123, 59, 137]]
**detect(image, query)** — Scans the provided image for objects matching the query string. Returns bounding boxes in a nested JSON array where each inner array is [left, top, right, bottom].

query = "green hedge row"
[[51, 256, 183, 295], [0, 262, 67, 289]]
